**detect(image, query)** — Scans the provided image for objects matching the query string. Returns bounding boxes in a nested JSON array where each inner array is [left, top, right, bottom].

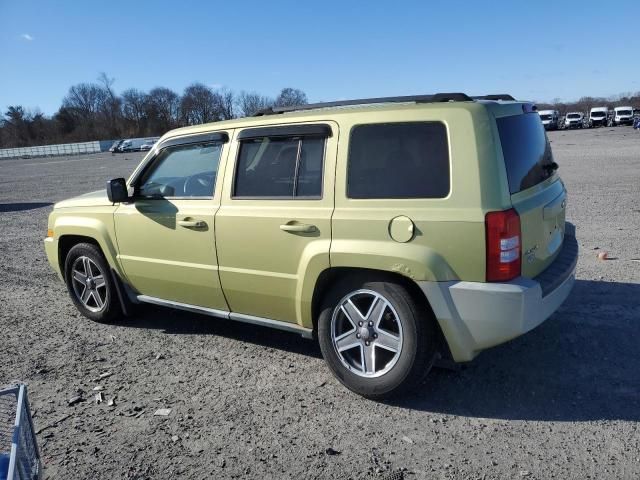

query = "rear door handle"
[[280, 222, 317, 233], [178, 219, 206, 229]]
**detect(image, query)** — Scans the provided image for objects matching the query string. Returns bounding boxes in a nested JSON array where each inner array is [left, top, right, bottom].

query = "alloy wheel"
[[71, 256, 107, 313], [330, 289, 404, 378]]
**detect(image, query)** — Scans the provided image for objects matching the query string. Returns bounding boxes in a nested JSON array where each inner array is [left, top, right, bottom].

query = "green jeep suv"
[[44, 93, 578, 398]]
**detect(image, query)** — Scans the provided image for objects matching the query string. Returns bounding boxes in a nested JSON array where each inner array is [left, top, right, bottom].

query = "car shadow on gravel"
[[391, 279, 640, 422], [0, 202, 53, 212], [119, 305, 323, 359]]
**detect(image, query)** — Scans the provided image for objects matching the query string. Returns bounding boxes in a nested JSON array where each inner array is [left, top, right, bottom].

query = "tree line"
[[0, 73, 308, 148], [3, 76, 639, 149]]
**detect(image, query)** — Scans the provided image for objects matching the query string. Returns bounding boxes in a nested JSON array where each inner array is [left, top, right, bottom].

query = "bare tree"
[[121, 88, 148, 136], [62, 83, 108, 120], [214, 88, 235, 120], [274, 87, 308, 107], [237, 91, 274, 117], [97, 72, 122, 137], [180, 83, 219, 125], [146, 87, 180, 133]]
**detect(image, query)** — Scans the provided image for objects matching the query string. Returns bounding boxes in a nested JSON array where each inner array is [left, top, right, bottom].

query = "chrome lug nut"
[[358, 321, 363, 327], [356, 333, 361, 338], [368, 321, 373, 327]]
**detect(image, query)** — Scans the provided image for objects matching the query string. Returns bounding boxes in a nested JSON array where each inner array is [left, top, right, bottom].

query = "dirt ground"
[[0, 126, 639, 479]]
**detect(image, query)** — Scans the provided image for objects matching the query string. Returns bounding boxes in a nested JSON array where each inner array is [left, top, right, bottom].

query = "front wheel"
[[318, 277, 437, 399], [64, 243, 121, 323]]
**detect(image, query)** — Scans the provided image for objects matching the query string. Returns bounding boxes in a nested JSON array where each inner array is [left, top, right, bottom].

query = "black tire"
[[64, 243, 121, 323], [317, 274, 437, 399]]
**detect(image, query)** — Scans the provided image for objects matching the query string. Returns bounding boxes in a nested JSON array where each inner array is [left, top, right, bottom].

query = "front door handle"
[[178, 219, 206, 229], [280, 222, 317, 233]]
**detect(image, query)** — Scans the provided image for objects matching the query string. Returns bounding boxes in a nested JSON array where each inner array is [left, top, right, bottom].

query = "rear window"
[[496, 113, 556, 194], [347, 122, 450, 199]]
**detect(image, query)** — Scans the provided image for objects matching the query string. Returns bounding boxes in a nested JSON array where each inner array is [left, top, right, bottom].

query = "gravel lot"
[[0, 127, 639, 479]]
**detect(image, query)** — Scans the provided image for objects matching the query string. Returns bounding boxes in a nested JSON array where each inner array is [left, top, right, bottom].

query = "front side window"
[[138, 142, 223, 198], [347, 122, 450, 199], [234, 136, 325, 198]]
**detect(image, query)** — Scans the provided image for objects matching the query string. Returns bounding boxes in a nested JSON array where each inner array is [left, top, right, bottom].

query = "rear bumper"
[[420, 226, 578, 362]]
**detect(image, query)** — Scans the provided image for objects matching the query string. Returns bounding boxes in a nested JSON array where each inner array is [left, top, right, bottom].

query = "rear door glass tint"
[[234, 136, 325, 198]]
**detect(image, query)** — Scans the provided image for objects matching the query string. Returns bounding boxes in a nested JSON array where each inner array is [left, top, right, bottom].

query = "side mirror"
[[106, 178, 129, 203]]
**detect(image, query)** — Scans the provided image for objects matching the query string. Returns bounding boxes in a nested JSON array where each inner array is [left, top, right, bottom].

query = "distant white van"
[[564, 112, 584, 129], [116, 137, 160, 153], [589, 107, 609, 127], [538, 110, 559, 130], [613, 106, 634, 126]]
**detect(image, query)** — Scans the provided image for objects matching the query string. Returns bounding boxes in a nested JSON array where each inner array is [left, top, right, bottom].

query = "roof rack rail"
[[472, 94, 516, 101], [254, 92, 473, 116]]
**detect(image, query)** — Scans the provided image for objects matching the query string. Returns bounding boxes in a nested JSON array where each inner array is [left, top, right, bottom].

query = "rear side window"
[[347, 122, 450, 199], [496, 113, 556, 194], [234, 135, 325, 198]]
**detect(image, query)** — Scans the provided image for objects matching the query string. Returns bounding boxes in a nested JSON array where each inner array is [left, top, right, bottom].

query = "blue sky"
[[1, 0, 639, 115]]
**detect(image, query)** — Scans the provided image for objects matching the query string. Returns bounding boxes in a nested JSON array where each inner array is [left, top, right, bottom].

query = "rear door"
[[495, 111, 566, 278], [215, 123, 337, 324]]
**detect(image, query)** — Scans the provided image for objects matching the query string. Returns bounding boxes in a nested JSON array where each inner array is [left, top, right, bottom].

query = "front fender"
[[48, 207, 121, 277]]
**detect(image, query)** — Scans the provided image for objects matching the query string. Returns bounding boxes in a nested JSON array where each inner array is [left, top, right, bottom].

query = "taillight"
[[486, 208, 521, 282]]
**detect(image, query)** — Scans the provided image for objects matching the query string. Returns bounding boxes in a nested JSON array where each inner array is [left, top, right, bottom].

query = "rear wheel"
[[64, 243, 121, 323], [318, 276, 436, 399]]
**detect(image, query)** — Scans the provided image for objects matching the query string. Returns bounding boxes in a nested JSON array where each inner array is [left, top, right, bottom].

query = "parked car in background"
[[115, 138, 160, 153], [589, 107, 609, 127], [538, 109, 559, 130], [139, 139, 157, 151], [43, 93, 577, 398], [564, 112, 584, 129], [613, 106, 634, 126], [109, 140, 124, 153]]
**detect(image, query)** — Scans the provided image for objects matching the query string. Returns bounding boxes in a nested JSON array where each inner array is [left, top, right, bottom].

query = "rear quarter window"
[[496, 113, 556, 194], [347, 122, 450, 199]]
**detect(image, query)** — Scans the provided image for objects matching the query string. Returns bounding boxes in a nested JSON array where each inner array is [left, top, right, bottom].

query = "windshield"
[[591, 112, 606, 118], [617, 110, 632, 116], [497, 113, 556, 194], [567, 114, 581, 119], [540, 114, 552, 121]]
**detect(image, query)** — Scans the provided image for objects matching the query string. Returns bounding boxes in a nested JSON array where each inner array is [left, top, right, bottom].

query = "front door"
[[114, 134, 229, 310], [215, 123, 337, 324]]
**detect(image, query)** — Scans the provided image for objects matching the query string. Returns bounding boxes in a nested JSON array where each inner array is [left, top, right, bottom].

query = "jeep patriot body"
[[44, 93, 578, 397]]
